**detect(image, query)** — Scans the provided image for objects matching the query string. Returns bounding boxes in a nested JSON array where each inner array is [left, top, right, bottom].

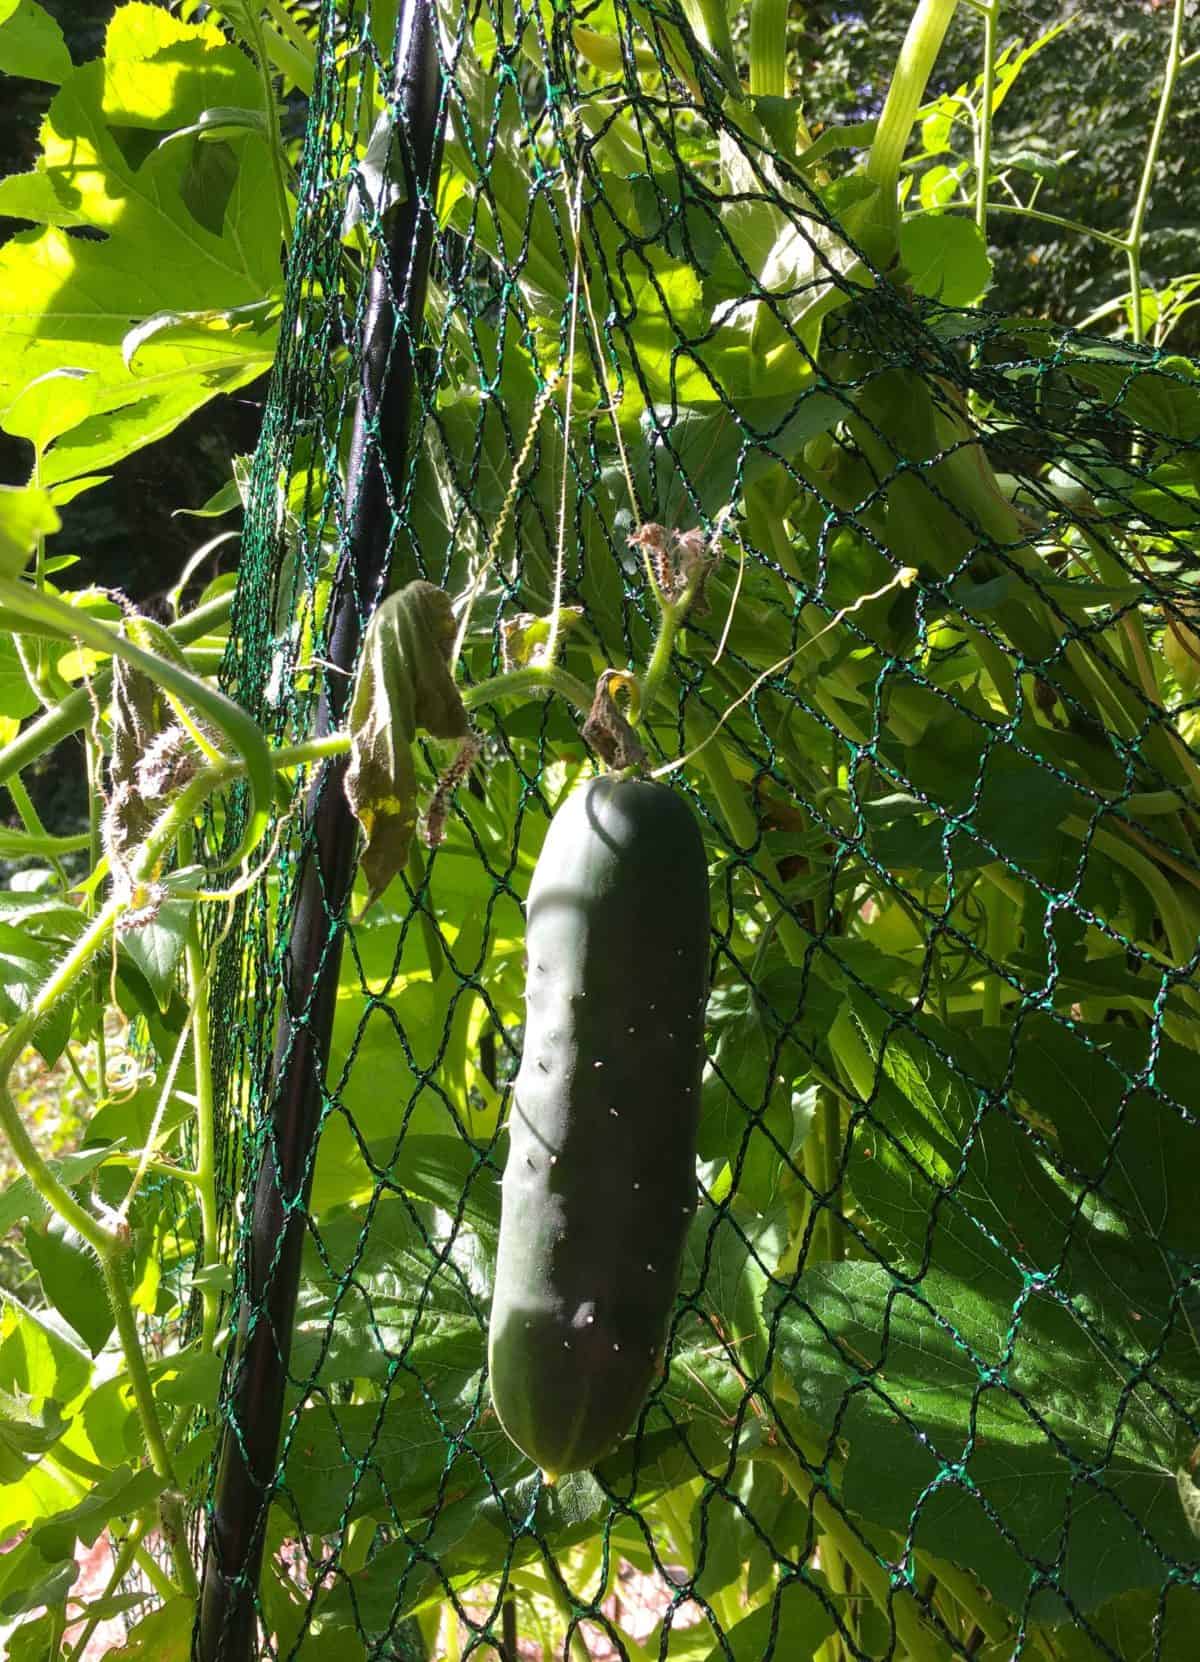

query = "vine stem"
[[0, 587, 235, 790], [982, 201, 1128, 252], [0, 576, 272, 865], [178, 826, 223, 1353], [462, 663, 595, 716]]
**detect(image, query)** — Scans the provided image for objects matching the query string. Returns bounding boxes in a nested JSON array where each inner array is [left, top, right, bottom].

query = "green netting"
[[197, 2, 1200, 1659]]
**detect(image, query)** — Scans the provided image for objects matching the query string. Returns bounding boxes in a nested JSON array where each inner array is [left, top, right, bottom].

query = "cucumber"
[[488, 776, 709, 1481]]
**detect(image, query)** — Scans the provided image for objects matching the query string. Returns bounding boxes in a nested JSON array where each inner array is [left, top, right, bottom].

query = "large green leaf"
[[696, 1576, 836, 1662], [0, 1296, 91, 1408], [23, 1215, 115, 1356], [0, 483, 59, 574], [769, 1258, 1200, 1617], [0, 0, 70, 83], [0, 2, 281, 485], [291, 1190, 487, 1398], [0, 1389, 69, 1482], [30, 1463, 165, 1561], [968, 1017, 1200, 1259]]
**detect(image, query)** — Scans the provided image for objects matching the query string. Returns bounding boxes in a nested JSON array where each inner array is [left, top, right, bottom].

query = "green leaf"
[[1, 368, 97, 451], [281, 1392, 511, 1537], [118, 887, 195, 1010], [0, 1534, 76, 1617], [173, 475, 242, 518], [0, 1389, 69, 1481], [869, 713, 1090, 877], [1066, 352, 1200, 445], [700, 970, 836, 1213], [0, 629, 44, 720], [23, 1216, 115, 1356], [1043, 1585, 1200, 1661], [0, 2, 282, 485], [900, 213, 993, 308], [0, 1143, 115, 1239], [31, 1463, 166, 1561], [345, 581, 471, 912], [0, 0, 71, 83], [105, 1596, 193, 1661], [769, 1260, 1200, 1617], [678, 1196, 787, 1409], [318, 1422, 709, 1632], [154, 1349, 223, 1408], [0, 892, 86, 1063], [47, 475, 109, 506], [293, 1191, 487, 1395], [697, 1576, 836, 1661], [968, 1017, 1200, 1259], [7, 1608, 73, 1660], [0, 1295, 91, 1407], [0, 484, 59, 574], [365, 1133, 503, 1238]]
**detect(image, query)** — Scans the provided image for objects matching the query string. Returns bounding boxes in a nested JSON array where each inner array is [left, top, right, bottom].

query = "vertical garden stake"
[[196, 2, 444, 1654]]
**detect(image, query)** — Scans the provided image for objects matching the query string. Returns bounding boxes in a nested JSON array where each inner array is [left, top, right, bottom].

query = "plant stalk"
[[1126, 0, 1188, 344], [755, 1445, 945, 1662], [866, 0, 961, 250]]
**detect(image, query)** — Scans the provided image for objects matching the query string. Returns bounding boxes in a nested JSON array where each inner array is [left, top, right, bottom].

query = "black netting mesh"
[[195, 1, 1200, 1658]]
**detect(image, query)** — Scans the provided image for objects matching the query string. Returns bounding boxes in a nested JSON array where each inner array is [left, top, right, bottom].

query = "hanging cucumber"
[[489, 776, 710, 1481]]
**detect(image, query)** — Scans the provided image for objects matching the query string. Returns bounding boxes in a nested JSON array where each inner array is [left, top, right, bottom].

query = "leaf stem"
[[973, 0, 996, 236], [866, 0, 961, 251], [64, 1524, 146, 1662], [982, 200, 1129, 252], [243, 3, 293, 245], [0, 578, 270, 866], [98, 1252, 197, 1595], [0, 587, 235, 791], [918, 1554, 1010, 1648], [1126, 0, 1188, 344], [179, 830, 222, 1353], [748, 0, 788, 97], [755, 1445, 945, 1662]]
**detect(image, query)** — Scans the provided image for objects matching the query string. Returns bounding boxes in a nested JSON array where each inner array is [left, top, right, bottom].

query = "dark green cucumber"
[[488, 776, 709, 1480]]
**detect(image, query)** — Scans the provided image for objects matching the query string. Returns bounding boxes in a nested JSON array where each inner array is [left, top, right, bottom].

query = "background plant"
[[0, 1, 1199, 1660]]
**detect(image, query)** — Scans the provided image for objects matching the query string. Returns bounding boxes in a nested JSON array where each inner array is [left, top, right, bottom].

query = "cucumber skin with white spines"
[[488, 777, 710, 1480]]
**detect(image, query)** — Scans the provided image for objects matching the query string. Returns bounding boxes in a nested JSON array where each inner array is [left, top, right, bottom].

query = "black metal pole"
[[196, 3, 443, 1654]]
